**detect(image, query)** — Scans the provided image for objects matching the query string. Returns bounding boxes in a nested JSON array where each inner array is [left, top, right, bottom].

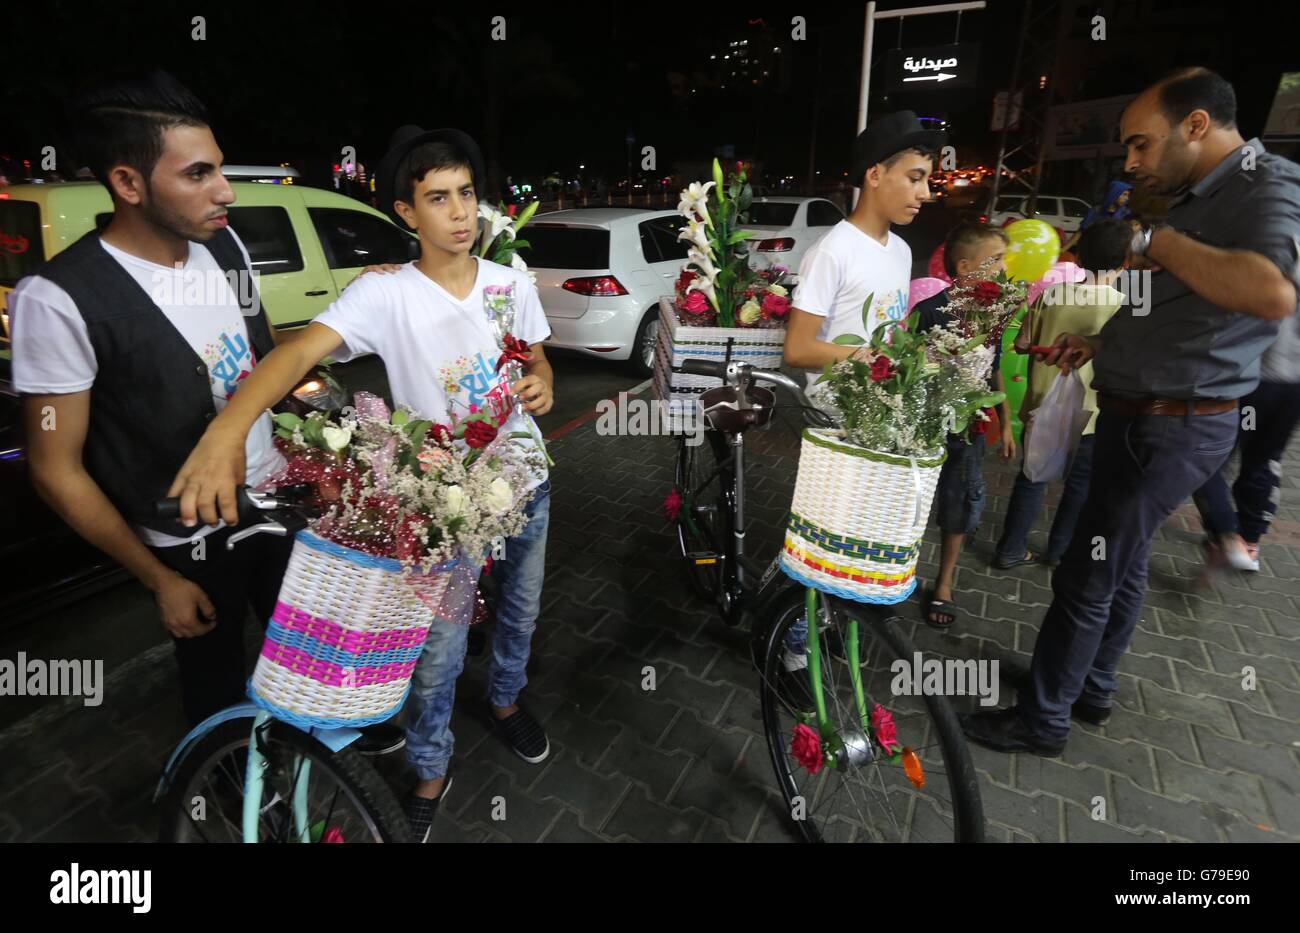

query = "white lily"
[[479, 203, 515, 242], [677, 180, 715, 225], [677, 218, 712, 254]]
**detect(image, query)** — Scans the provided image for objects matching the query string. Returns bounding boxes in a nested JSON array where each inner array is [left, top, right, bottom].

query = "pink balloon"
[[927, 244, 952, 284], [1026, 260, 1087, 305], [908, 277, 949, 311]]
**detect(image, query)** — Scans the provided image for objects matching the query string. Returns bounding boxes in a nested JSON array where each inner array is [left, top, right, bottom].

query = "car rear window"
[[516, 225, 610, 269], [746, 203, 798, 226], [0, 200, 46, 287]]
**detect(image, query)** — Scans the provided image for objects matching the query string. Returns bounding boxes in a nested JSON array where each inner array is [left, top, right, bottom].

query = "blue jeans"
[[1020, 410, 1237, 743], [995, 434, 1096, 565], [403, 481, 550, 781], [935, 433, 987, 535], [1193, 381, 1300, 543]]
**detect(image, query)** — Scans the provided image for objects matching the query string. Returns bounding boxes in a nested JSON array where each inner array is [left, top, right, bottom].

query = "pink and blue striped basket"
[[248, 530, 475, 729]]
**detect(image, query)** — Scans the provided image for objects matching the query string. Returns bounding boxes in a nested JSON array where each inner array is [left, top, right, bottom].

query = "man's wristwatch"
[[1130, 223, 1164, 258]]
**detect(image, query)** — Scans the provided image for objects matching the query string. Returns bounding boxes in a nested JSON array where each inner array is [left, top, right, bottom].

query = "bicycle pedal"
[[686, 551, 719, 566]]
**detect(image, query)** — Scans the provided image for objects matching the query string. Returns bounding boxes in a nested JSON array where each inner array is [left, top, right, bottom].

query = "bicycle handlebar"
[[678, 357, 833, 427], [153, 485, 314, 548]]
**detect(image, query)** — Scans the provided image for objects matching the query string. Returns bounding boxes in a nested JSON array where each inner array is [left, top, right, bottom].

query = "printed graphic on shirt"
[[877, 289, 908, 324], [203, 329, 255, 400], [439, 351, 513, 425]]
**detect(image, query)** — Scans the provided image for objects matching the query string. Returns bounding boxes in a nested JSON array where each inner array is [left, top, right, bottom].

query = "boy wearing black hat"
[[784, 111, 944, 381], [167, 126, 555, 842]]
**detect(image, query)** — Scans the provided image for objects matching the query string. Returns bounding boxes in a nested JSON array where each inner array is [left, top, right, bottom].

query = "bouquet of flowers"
[[483, 283, 554, 466], [941, 258, 1029, 350], [479, 201, 540, 282], [811, 297, 1006, 458], [672, 159, 789, 328], [268, 390, 545, 572]]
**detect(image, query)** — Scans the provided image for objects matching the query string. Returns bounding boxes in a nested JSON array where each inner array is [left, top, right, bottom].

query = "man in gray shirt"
[[962, 67, 1300, 755]]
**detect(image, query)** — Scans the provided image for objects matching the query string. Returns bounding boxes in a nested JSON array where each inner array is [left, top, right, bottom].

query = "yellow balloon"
[[1003, 218, 1060, 282]]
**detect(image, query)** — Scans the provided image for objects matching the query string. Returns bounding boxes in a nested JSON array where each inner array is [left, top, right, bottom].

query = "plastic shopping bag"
[[1022, 370, 1091, 484]]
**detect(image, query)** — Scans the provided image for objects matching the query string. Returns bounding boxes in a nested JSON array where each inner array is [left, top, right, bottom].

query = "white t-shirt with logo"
[[9, 230, 285, 547], [313, 257, 551, 490], [792, 220, 913, 388]]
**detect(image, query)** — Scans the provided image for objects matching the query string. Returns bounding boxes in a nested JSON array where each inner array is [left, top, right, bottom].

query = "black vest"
[[38, 228, 275, 538]]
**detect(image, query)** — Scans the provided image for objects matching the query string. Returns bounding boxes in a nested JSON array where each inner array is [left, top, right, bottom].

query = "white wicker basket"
[[651, 298, 786, 422], [780, 429, 947, 604], [249, 531, 474, 728]]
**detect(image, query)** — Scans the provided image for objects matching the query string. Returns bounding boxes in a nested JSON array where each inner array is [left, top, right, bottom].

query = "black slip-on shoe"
[[959, 706, 1066, 757]]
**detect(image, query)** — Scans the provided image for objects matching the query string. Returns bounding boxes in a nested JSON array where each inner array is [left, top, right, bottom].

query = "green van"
[[0, 167, 417, 356]]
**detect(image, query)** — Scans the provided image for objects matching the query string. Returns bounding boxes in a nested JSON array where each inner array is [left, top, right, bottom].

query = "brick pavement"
[[1, 396, 1297, 843]]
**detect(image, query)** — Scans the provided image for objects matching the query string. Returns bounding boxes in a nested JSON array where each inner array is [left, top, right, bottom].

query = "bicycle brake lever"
[[226, 521, 289, 550]]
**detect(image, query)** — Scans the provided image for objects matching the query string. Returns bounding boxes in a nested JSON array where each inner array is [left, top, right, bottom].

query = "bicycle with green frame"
[[671, 353, 984, 843]]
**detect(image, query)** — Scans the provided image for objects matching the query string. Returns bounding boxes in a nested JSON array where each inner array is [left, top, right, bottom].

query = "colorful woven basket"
[[651, 298, 786, 427], [248, 530, 475, 729], [780, 429, 947, 604]]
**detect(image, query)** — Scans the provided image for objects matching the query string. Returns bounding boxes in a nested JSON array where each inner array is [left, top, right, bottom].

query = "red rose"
[[790, 723, 823, 775], [429, 423, 453, 445], [680, 289, 710, 315], [869, 354, 896, 382], [971, 280, 1002, 306], [676, 269, 696, 293], [870, 704, 900, 756], [761, 293, 790, 318], [463, 420, 498, 449]]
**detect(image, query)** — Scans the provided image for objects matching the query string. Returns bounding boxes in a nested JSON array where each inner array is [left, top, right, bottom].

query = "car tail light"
[[562, 275, 628, 297], [756, 237, 794, 252]]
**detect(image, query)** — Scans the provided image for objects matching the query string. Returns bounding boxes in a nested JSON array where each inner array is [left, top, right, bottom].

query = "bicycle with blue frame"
[[671, 353, 984, 843], [153, 486, 412, 843]]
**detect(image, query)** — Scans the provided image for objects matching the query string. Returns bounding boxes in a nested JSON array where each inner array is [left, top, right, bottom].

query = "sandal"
[[925, 593, 959, 629], [993, 550, 1036, 570]]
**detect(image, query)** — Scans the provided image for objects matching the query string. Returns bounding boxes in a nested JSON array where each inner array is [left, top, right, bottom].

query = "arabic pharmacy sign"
[[884, 44, 978, 94]]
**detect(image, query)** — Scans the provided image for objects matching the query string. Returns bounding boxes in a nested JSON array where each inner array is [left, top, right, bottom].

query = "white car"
[[742, 196, 846, 281], [519, 208, 687, 376], [985, 193, 1092, 235]]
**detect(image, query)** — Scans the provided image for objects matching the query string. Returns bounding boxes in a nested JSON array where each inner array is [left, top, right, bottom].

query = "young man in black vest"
[[9, 73, 400, 749]]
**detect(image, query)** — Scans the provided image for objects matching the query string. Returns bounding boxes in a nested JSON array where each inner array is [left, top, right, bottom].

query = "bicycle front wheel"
[[758, 586, 984, 843], [159, 716, 411, 843]]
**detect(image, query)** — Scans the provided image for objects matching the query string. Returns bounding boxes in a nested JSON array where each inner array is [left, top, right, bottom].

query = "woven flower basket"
[[780, 429, 947, 604], [651, 298, 785, 424], [249, 530, 474, 729]]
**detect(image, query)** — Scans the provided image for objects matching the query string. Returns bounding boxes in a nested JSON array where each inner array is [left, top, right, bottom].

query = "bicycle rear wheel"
[[674, 432, 727, 599], [757, 586, 984, 843], [159, 716, 411, 843]]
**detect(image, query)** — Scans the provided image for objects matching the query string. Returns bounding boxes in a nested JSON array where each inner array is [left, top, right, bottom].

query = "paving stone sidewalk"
[[2, 397, 1297, 843]]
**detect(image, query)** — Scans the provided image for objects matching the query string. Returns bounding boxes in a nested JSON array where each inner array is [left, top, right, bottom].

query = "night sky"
[[4, 1, 1295, 197]]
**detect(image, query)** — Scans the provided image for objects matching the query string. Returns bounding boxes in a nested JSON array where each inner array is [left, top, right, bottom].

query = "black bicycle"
[[670, 354, 984, 843]]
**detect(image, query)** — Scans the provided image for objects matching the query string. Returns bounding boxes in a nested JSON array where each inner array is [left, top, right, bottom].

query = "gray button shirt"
[[1092, 138, 1300, 400]]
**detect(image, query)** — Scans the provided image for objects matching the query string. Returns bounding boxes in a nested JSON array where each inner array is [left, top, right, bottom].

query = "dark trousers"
[[150, 527, 294, 726], [996, 434, 1097, 565], [1021, 408, 1238, 742], [1192, 381, 1300, 543]]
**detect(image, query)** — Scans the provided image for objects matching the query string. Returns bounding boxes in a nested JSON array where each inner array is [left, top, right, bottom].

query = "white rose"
[[321, 426, 351, 452], [445, 485, 467, 516], [767, 283, 788, 297], [485, 477, 513, 513], [738, 299, 762, 325]]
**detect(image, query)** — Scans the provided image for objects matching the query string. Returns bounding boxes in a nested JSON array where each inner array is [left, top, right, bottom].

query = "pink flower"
[[322, 826, 345, 844], [680, 289, 710, 315], [761, 292, 790, 318], [870, 703, 900, 755], [663, 488, 683, 521], [418, 446, 452, 473], [790, 723, 823, 774]]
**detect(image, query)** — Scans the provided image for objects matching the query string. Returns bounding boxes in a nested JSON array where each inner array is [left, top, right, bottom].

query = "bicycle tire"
[[757, 586, 984, 843], [159, 716, 412, 843]]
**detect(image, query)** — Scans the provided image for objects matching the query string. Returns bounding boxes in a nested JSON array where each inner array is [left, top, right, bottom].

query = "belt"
[[1098, 394, 1238, 417]]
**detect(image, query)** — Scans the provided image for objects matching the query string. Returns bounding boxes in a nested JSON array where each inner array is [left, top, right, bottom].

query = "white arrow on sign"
[[904, 72, 957, 83]]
